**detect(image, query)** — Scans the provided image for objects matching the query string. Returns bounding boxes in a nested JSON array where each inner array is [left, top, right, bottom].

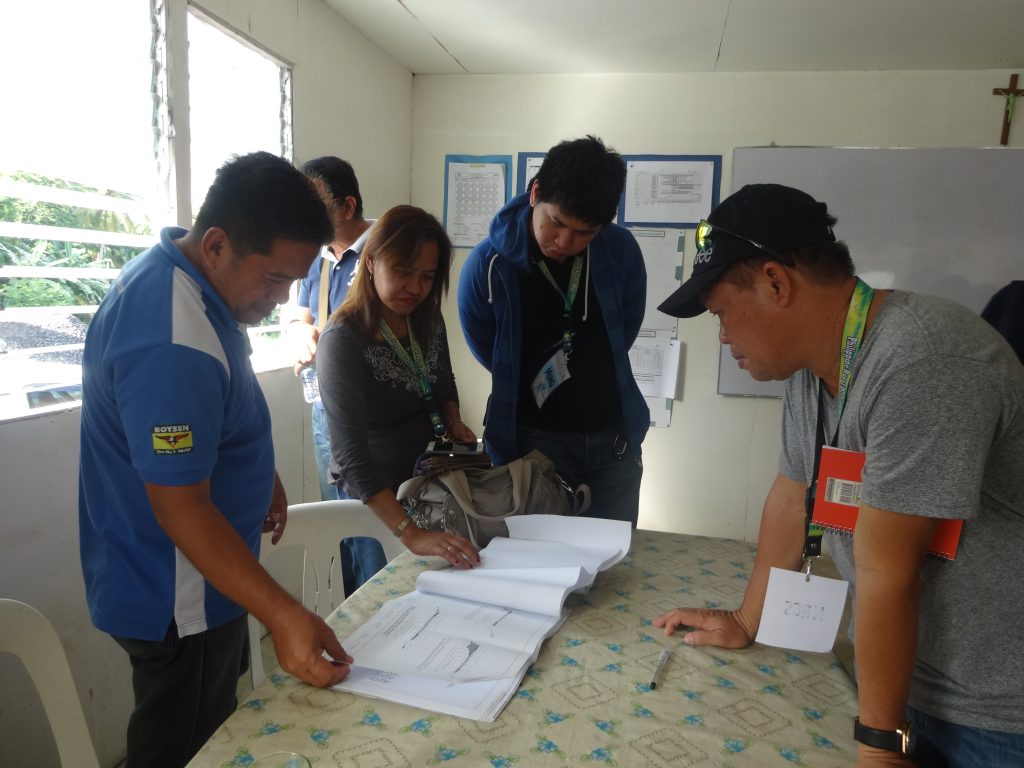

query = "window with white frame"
[[0, 1, 294, 420], [186, 6, 295, 368]]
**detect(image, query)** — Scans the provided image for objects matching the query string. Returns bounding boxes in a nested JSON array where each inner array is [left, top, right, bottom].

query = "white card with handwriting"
[[755, 567, 849, 653]]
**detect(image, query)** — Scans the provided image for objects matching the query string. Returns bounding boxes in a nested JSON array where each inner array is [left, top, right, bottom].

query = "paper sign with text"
[[755, 567, 849, 653]]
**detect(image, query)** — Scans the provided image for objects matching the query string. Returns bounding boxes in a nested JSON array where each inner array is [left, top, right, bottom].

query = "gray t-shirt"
[[779, 290, 1024, 732]]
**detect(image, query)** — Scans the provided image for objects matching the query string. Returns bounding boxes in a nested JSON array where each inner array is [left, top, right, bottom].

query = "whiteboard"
[[718, 146, 1024, 397]]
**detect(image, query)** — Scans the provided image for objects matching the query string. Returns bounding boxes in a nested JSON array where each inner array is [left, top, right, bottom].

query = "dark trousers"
[[518, 424, 643, 526], [113, 614, 249, 768]]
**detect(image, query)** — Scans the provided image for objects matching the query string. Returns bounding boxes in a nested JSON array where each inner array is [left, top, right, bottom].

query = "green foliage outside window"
[[0, 171, 150, 310]]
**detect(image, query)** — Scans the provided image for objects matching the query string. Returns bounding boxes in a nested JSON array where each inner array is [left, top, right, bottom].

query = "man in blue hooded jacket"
[[458, 135, 648, 525]]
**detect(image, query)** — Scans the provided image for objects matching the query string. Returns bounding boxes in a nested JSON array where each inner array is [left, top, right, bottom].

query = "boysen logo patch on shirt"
[[152, 424, 193, 454]]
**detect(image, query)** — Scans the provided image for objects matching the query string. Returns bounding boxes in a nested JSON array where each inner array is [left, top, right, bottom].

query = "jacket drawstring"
[[486, 253, 499, 305]]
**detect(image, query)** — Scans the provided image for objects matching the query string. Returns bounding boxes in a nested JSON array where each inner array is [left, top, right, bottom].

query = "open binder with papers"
[[333, 515, 631, 721]]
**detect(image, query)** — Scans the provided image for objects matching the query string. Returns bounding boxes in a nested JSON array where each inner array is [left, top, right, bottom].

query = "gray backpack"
[[396, 450, 591, 548]]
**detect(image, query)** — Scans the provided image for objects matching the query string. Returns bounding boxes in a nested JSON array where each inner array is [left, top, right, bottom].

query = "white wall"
[[410, 69, 1020, 541], [0, 2, 412, 766]]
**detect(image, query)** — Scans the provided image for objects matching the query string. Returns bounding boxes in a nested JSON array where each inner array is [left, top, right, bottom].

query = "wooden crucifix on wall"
[[992, 73, 1023, 146]]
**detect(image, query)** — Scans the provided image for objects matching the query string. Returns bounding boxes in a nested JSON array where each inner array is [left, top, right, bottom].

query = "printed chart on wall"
[[618, 155, 722, 228], [629, 228, 686, 427], [443, 155, 512, 247]]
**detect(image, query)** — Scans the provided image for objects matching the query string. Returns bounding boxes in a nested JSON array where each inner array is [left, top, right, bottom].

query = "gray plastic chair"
[[0, 598, 101, 768]]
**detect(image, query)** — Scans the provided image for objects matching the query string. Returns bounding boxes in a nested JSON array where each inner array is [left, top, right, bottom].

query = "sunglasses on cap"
[[695, 219, 792, 264]]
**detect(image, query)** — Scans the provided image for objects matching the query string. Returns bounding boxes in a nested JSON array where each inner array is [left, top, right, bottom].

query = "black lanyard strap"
[[801, 278, 874, 573], [803, 386, 828, 561]]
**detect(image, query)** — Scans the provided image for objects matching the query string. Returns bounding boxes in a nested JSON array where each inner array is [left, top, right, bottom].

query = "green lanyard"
[[536, 252, 584, 359], [803, 277, 875, 563], [834, 277, 874, 419], [379, 317, 446, 438]]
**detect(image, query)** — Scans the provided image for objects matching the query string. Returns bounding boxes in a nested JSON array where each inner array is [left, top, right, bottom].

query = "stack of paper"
[[333, 515, 631, 721]]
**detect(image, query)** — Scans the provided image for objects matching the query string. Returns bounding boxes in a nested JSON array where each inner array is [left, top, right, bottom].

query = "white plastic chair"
[[248, 499, 405, 686], [0, 599, 101, 768]]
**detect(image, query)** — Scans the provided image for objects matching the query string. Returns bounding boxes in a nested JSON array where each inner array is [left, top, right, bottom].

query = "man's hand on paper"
[[402, 526, 481, 569], [269, 603, 353, 687], [652, 607, 754, 649]]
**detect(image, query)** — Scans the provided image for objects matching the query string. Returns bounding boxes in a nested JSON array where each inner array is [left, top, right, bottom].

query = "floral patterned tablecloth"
[[188, 529, 858, 768]]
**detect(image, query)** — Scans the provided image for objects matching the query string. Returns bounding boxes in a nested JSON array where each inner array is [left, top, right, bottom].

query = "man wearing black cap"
[[653, 184, 1024, 767]]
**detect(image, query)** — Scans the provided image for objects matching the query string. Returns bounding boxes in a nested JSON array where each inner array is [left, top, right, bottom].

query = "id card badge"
[[531, 348, 571, 408], [755, 567, 849, 653]]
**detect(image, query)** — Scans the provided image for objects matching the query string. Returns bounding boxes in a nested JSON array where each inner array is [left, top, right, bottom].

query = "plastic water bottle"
[[299, 365, 320, 404]]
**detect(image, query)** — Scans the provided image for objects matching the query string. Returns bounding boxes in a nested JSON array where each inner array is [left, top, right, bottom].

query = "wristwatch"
[[853, 717, 916, 757]]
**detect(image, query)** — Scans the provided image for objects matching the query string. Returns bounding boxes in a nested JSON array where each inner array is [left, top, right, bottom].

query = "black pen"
[[650, 648, 670, 689]]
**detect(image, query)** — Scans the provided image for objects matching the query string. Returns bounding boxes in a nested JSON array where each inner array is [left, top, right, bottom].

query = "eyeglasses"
[[695, 220, 790, 263]]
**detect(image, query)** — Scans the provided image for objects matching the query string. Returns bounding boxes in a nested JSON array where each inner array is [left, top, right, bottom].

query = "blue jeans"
[[517, 425, 643, 526], [311, 403, 335, 502], [908, 706, 1024, 768], [312, 404, 388, 595]]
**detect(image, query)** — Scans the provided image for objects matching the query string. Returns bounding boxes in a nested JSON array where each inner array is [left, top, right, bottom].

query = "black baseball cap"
[[658, 184, 835, 318]]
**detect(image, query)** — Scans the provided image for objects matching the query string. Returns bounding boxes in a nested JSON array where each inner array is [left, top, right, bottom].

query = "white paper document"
[[504, 515, 630, 556], [338, 591, 562, 682], [521, 154, 544, 192], [338, 666, 523, 722], [624, 159, 716, 225], [445, 161, 506, 247], [629, 227, 685, 333], [646, 395, 673, 428], [332, 515, 631, 721], [417, 564, 590, 617], [629, 338, 681, 399]]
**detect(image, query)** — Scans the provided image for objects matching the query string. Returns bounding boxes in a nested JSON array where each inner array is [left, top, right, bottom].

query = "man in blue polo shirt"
[[79, 152, 353, 768]]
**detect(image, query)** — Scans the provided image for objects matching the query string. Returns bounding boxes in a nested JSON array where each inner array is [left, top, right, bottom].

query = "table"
[[187, 530, 859, 767]]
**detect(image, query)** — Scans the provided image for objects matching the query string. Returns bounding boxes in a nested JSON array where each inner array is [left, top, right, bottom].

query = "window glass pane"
[[187, 12, 287, 214], [0, 1, 154, 195], [187, 11, 293, 367], [0, 0, 155, 419]]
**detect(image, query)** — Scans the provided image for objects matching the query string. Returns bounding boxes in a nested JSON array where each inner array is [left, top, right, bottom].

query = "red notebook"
[[812, 446, 962, 560]]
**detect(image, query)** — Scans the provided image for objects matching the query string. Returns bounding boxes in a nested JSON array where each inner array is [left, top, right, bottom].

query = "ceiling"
[[323, 0, 1024, 75]]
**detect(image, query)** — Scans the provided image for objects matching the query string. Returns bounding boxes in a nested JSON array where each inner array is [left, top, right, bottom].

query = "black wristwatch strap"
[[853, 717, 915, 756]]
